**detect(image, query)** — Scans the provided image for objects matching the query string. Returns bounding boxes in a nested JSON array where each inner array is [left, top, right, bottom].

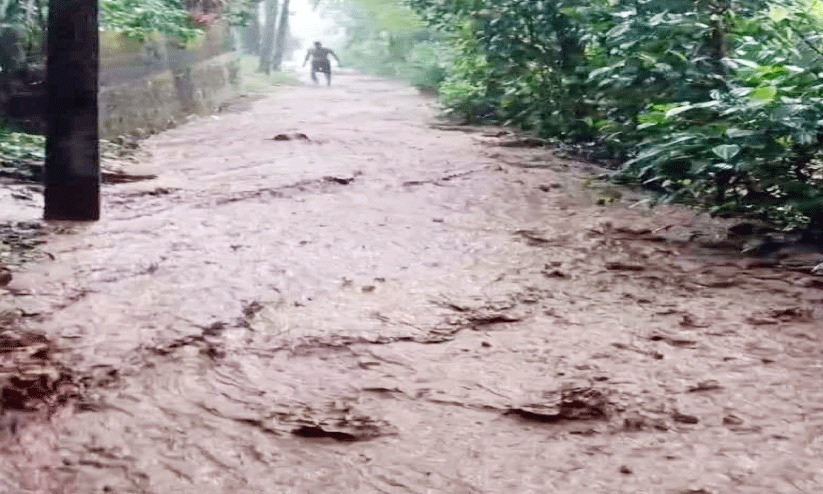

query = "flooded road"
[[2, 73, 823, 493]]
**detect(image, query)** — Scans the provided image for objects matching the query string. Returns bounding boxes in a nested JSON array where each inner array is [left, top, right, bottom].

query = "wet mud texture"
[[2, 72, 823, 493]]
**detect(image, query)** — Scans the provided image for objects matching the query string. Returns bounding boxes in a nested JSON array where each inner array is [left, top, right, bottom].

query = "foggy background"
[[274, 0, 346, 69]]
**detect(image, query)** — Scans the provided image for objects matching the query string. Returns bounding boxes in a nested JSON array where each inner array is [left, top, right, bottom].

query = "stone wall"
[[99, 25, 240, 138], [99, 52, 239, 138], [2, 25, 241, 139]]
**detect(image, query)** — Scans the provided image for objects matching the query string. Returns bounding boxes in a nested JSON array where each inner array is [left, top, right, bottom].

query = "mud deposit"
[[1, 73, 822, 493]]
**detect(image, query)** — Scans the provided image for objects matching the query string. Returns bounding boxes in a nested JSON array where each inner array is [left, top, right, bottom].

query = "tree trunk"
[[43, 0, 99, 221], [701, 0, 730, 85], [258, 0, 279, 74], [241, 1, 261, 55], [271, 0, 290, 71]]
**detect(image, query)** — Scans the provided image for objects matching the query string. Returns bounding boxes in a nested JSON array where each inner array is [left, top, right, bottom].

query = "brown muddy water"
[[1, 73, 822, 494]]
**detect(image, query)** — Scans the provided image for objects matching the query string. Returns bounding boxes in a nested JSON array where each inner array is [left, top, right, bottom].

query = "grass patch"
[[0, 125, 146, 183], [0, 128, 45, 181], [236, 55, 300, 94], [0, 130, 44, 163]]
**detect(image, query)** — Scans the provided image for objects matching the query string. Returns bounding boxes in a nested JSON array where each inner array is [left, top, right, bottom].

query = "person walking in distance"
[[303, 41, 340, 86]]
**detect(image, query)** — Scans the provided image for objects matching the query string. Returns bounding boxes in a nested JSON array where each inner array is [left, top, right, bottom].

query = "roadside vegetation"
[[315, 0, 449, 92], [3, 0, 823, 236], [235, 54, 299, 94], [404, 0, 823, 236]]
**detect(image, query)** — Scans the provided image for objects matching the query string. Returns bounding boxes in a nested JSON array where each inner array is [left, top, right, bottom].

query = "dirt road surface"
[[1, 72, 823, 494]]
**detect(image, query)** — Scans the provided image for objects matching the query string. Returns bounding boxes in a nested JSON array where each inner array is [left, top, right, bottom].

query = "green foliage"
[[437, 43, 495, 121], [0, 0, 261, 82], [100, 0, 260, 41], [0, 126, 44, 181], [221, 0, 261, 27], [320, 0, 448, 91], [100, 0, 202, 42], [236, 54, 299, 92], [0, 0, 257, 49], [0, 127, 43, 162], [409, 0, 823, 232], [0, 0, 47, 73]]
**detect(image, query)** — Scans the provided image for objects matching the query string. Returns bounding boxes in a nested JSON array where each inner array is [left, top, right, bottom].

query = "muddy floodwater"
[[1, 73, 823, 493]]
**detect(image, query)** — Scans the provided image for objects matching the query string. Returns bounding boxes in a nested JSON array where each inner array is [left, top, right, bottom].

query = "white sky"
[[263, 0, 346, 58]]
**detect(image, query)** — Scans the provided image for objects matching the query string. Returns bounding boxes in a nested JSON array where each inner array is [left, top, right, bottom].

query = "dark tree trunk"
[[701, 0, 731, 85], [43, 0, 99, 221], [258, 0, 279, 73], [271, 0, 290, 71]]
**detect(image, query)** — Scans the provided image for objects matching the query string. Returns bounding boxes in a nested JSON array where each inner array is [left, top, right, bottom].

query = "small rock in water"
[[0, 269, 11, 287], [271, 133, 310, 142], [324, 176, 354, 185], [723, 415, 744, 426]]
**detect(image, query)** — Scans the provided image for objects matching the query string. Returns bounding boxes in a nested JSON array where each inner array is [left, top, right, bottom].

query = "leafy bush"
[[0, 126, 44, 181], [0, 128, 44, 163], [100, 0, 196, 42], [437, 48, 497, 122], [409, 0, 823, 233]]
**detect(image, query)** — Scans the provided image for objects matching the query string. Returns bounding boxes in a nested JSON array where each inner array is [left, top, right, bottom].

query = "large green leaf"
[[711, 144, 741, 161], [750, 86, 778, 102]]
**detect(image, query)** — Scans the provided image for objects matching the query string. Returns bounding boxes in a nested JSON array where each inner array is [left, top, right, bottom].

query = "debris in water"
[[0, 327, 76, 416], [605, 261, 646, 272], [102, 171, 158, 184], [687, 380, 722, 393], [622, 414, 669, 432], [481, 131, 510, 138], [515, 229, 556, 246], [671, 412, 699, 425], [723, 415, 744, 426], [242, 301, 265, 320], [0, 268, 10, 287], [271, 133, 311, 142], [278, 406, 394, 442], [495, 136, 546, 148], [467, 312, 522, 327], [324, 175, 355, 185], [506, 387, 610, 423], [542, 266, 569, 279], [538, 184, 563, 192], [679, 314, 710, 328], [767, 307, 814, 322], [647, 333, 697, 348]]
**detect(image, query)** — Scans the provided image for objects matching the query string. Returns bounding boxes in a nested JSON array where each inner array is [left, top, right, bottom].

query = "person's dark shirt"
[[308, 47, 334, 62]]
